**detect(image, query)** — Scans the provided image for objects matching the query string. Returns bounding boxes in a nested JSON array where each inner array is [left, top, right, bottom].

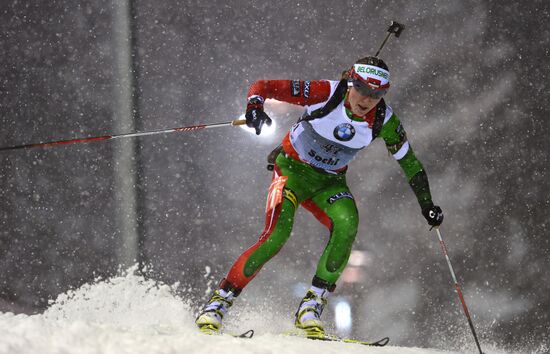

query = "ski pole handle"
[[374, 20, 405, 57], [231, 119, 247, 126]]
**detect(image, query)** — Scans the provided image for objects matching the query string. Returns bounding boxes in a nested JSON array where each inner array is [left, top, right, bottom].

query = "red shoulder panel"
[[247, 80, 331, 106]]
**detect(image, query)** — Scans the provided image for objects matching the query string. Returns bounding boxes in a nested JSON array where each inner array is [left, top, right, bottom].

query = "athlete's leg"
[[302, 186, 359, 290], [197, 168, 299, 331], [198, 154, 329, 332], [220, 169, 300, 294], [294, 185, 358, 334]]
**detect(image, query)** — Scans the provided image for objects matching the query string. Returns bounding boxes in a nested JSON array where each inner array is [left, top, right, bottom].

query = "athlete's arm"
[[378, 114, 433, 210], [247, 80, 331, 106]]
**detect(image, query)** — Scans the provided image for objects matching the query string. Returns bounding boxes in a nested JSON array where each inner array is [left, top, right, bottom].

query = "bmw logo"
[[333, 123, 356, 141]]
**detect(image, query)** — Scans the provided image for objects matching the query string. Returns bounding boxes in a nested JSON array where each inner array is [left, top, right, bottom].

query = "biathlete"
[[195, 56, 444, 337]]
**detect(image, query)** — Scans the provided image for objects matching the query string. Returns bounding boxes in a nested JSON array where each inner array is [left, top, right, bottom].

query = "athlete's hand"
[[245, 96, 272, 135], [422, 204, 444, 227]]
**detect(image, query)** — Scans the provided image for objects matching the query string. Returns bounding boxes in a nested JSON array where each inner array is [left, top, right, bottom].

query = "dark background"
[[1, 0, 549, 352]]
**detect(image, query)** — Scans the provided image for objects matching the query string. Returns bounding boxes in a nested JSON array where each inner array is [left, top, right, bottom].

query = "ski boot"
[[294, 287, 328, 338], [195, 288, 234, 334]]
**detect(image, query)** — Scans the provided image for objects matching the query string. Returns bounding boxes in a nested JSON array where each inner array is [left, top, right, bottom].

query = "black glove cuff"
[[421, 202, 435, 215], [422, 204, 444, 227]]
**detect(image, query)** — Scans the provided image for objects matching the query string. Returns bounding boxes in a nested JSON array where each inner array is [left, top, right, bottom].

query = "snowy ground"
[[0, 269, 532, 354]]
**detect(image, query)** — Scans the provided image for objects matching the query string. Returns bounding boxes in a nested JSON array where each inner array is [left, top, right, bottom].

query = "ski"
[[197, 324, 254, 339], [283, 330, 389, 347], [309, 335, 389, 347], [199, 326, 386, 345]]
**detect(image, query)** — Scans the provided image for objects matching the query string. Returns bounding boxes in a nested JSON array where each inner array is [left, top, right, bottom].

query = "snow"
[[0, 268, 464, 354]]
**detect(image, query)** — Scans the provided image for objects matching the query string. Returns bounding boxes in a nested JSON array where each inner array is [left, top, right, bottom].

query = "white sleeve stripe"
[[393, 141, 410, 160], [328, 80, 340, 97], [383, 105, 393, 124]]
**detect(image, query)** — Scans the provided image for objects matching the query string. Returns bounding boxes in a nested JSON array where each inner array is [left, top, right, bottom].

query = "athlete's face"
[[348, 87, 382, 116]]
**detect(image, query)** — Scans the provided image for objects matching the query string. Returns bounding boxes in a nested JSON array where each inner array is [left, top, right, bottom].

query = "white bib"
[[289, 81, 393, 170]]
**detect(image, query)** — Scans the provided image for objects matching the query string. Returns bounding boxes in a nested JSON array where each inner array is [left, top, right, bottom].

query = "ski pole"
[[434, 227, 483, 354], [0, 119, 246, 152], [374, 21, 405, 57]]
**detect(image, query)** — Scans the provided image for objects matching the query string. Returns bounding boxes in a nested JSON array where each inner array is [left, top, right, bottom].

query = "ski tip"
[[236, 329, 254, 339], [199, 328, 255, 339], [372, 337, 390, 347]]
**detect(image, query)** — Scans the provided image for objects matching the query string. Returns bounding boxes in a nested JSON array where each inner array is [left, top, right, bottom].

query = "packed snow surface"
[[0, 269, 513, 354]]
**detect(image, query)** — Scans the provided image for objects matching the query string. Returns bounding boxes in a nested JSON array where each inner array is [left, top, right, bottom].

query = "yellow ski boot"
[[195, 289, 234, 334], [294, 288, 328, 338]]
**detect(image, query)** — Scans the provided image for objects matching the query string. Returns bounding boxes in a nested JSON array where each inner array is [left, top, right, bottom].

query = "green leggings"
[[222, 153, 359, 292]]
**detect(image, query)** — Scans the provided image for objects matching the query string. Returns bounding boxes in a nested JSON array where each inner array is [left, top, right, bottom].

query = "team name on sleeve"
[[290, 80, 311, 99]]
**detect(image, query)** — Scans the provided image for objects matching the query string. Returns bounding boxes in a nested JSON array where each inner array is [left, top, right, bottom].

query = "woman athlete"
[[195, 56, 444, 337]]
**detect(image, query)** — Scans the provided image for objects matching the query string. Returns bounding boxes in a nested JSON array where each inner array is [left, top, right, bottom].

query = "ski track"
[[0, 269, 513, 354]]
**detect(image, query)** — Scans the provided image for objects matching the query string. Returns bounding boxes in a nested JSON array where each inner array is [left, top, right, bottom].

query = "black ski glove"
[[422, 204, 444, 227], [245, 96, 272, 135]]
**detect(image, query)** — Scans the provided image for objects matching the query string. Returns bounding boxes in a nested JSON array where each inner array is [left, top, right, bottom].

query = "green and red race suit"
[[220, 79, 434, 294]]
